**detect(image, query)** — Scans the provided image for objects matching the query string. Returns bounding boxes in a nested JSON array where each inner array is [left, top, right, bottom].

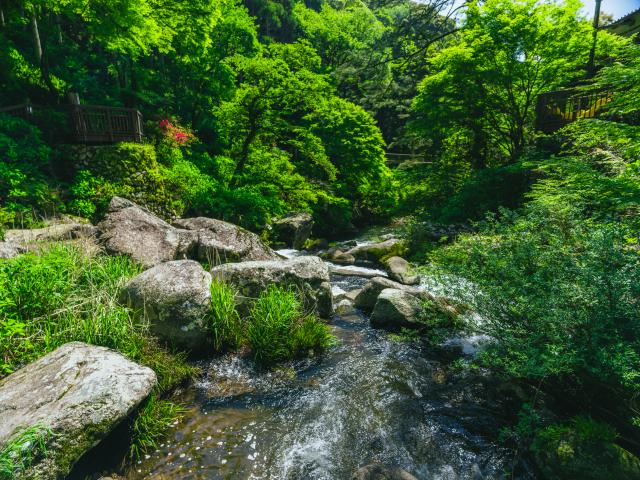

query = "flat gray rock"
[[212, 256, 333, 317], [120, 260, 213, 354], [4, 222, 95, 244], [0, 342, 156, 479]]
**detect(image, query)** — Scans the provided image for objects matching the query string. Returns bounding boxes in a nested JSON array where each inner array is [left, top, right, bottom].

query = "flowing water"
[[120, 236, 530, 480]]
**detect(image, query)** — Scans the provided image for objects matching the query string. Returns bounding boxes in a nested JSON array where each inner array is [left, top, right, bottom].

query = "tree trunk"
[[0, 1, 6, 28], [56, 14, 63, 44], [31, 9, 42, 63]]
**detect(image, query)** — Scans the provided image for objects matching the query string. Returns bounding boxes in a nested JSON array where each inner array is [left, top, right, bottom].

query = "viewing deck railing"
[[0, 103, 143, 144], [535, 89, 612, 133]]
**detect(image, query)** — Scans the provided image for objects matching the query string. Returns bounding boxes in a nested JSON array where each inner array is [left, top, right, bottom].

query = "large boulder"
[[97, 197, 196, 268], [370, 288, 424, 331], [347, 238, 405, 263], [352, 464, 418, 480], [120, 260, 212, 354], [383, 256, 419, 285], [271, 212, 313, 250], [173, 217, 279, 263], [211, 256, 333, 317], [0, 241, 22, 259], [0, 342, 156, 480], [354, 277, 426, 312]]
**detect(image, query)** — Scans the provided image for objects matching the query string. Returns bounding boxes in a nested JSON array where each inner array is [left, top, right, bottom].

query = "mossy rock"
[[532, 417, 640, 480]]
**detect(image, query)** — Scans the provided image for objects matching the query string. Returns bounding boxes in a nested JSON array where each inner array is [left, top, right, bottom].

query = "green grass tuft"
[[0, 423, 53, 479], [129, 395, 185, 461], [0, 243, 195, 387], [209, 280, 243, 351], [245, 285, 334, 365]]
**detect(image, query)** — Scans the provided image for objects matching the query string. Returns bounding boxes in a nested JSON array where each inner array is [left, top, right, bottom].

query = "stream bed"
[[119, 247, 530, 480]]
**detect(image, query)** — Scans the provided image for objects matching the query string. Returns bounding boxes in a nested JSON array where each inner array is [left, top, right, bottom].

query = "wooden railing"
[[0, 103, 143, 144], [69, 104, 143, 143], [535, 89, 612, 133]]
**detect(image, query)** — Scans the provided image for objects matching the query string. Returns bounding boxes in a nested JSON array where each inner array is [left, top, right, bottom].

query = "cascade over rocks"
[[120, 260, 213, 354], [211, 256, 333, 317], [173, 217, 279, 263], [0, 342, 156, 480], [271, 212, 314, 250], [352, 464, 418, 480], [97, 197, 196, 268], [370, 288, 424, 330], [383, 256, 419, 285]]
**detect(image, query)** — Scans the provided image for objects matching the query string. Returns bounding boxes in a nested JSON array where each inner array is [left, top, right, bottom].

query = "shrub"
[[246, 285, 334, 365], [67, 170, 128, 221], [69, 143, 186, 219], [532, 417, 640, 480], [0, 114, 59, 228], [435, 206, 640, 423]]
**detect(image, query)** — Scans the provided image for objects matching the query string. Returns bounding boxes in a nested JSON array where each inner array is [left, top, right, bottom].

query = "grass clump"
[[129, 395, 185, 460], [245, 285, 334, 365], [0, 423, 53, 479], [0, 243, 197, 461], [0, 243, 195, 386], [209, 280, 243, 351]]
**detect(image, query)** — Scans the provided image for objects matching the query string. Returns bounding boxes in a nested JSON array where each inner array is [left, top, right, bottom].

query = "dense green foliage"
[[413, 14, 640, 474], [3, 0, 640, 476], [0, 0, 411, 235]]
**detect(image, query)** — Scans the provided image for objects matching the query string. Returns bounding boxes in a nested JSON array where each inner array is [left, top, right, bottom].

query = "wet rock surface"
[[0, 342, 156, 480], [352, 463, 419, 480], [354, 277, 425, 312], [383, 256, 419, 285], [370, 288, 424, 331], [347, 238, 405, 263], [120, 260, 213, 354]]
